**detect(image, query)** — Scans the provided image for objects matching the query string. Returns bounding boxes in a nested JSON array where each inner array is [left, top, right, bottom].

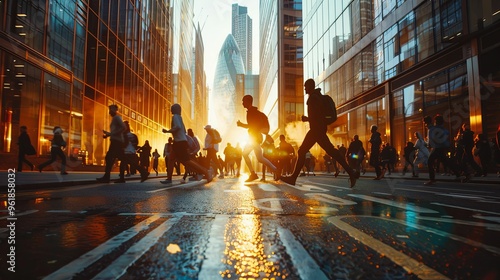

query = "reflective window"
[[415, 1, 435, 62], [383, 24, 399, 80], [399, 12, 416, 71]]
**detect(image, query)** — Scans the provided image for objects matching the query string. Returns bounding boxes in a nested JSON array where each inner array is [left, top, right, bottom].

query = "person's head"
[[242, 95, 253, 109], [171, 103, 181, 115], [187, 128, 194, 137], [462, 123, 470, 130], [407, 141, 414, 147], [304, 79, 315, 94], [53, 126, 63, 135], [423, 115, 432, 126], [434, 114, 444, 126], [279, 134, 286, 142], [168, 137, 173, 143], [204, 124, 212, 132], [20, 126, 27, 133], [370, 125, 378, 133], [109, 104, 119, 116], [354, 135, 359, 141]]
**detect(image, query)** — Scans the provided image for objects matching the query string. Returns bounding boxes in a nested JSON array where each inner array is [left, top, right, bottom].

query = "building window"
[[398, 12, 416, 71], [439, 0, 463, 42]]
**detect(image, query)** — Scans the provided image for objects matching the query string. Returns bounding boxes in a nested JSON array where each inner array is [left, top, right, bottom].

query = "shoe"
[[424, 180, 436, 186], [349, 174, 357, 188], [61, 172, 68, 175], [206, 169, 214, 183], [280, 176, 296, 186], [160, 179, 172, 184], [140, 172, 149, 182], [245, 172, 259, 182], [114, 178, 126, 183], [96, 177, 110, 183], [334, 171, 339, 178]]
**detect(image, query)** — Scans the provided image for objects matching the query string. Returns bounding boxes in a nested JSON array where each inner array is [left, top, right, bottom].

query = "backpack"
[[211, 129, 222, 144], [322, 94, 337, 125], [254, 110, 270, 135], [129, 133, 139, 149], [186, 134, 200, 155]]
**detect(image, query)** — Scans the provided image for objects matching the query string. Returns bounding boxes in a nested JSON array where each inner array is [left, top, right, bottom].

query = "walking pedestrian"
[[369, 125, 385, 180], [237, 95, 277, 182], [280, 79, 358, 187], [346, 135, 364, 175], [114, 121, 148, 183], [161, 104, 213, 184], [413, 132, 429, 177], [203, 125, 225, 179], [234, 142, 243, 177], [402, 141, 416, 176], [474, 134, 491, 176], [96, 104, 126, 183], [152, 149, 160, 176], [276, 134, 295, 176], [17, 125, 35, 172], [138, 140, 152, 172], [38, 126, 68, 175]]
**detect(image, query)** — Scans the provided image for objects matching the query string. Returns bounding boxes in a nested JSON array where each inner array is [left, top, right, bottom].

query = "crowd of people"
[[16, 79, 500, 187]]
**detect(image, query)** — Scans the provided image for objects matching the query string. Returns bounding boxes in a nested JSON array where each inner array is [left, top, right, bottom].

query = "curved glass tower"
[[211, 34, 245, 143]]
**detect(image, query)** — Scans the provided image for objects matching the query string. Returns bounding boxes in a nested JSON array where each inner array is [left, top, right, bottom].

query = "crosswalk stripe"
[[277, 227, 329, 280], [92, 215, 182, 279], [328, 216, 450, 280], [42, 215, 162, 280], [348, 194, 439, 213], [198, 215, 230, 279]]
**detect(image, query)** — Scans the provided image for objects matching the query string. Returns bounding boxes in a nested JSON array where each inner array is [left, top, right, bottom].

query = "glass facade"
[[212, 34, 246, 144], [304, 0, 500, 165], [1, 0, 173, 166]]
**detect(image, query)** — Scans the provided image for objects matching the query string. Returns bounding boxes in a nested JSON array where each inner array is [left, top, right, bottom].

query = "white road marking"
[[43, 215, 162, 280], [259, 183, 280, 191], [147, 180, 205, 193], [435, 193, 483, 200], [277, 227, 329, 280], [348, 194, 439, 214], [305, 193, 356, 206], [253, 198, 285, 212], [415, 216, 500, 231], [46, 210, 72, 213], [285, 183, 329, 192], [0, 210, 39, 220], [431, 202, 500, 215], [307, 181, 350, 190], [199, 215, 230, 280], [473, 215, 500, 223], [328, 216, 450, 280], [92, 215, 182, 280], [372, 192, 392, 196]]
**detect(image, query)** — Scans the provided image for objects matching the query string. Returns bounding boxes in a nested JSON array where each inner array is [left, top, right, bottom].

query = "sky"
[[193, 0, 260, 89]]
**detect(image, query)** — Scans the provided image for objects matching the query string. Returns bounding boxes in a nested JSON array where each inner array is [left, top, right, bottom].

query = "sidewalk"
[[0, 170, 499, 190]]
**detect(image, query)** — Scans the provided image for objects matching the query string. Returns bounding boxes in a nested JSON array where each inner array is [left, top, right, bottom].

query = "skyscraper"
[[212, 34, 245, 144], [232, 3, 253, 74]]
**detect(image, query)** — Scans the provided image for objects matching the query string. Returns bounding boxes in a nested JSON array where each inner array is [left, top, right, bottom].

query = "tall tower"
[[212, 34, 246, 144], [232, 3, 253, 74]]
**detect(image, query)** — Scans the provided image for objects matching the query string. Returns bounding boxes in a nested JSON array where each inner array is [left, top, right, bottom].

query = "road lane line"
[[253, 198, 285, 212], [328, 216, 449, 280], [415, 216, 500, 232], [42, 215, 162, 280], [431, 202, 500, 215], [199, 215, 230, 279], [348, 194, 439, 214], [473, 215, 500, 223], [92, 215, 182, 280], [277, 227, 328, 280], [307, 181, 350, 190], [147, 180, 205, 193], [259, 183, 280, 191], [304, 193, 356, 206], [0, 209, 38, 220]]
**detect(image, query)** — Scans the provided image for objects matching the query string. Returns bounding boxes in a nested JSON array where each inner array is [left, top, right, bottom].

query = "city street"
[[1, 172, 499, 279]]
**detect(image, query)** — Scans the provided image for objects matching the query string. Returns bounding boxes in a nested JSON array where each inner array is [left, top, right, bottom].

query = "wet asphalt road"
[[0, 174, 499, 279]]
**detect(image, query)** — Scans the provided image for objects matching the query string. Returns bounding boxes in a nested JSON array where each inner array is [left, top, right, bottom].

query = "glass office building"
[[303, 0, 500, 159], [0, 0, 173, 166]]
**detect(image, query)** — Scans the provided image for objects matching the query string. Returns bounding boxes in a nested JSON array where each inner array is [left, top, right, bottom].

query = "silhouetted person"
[[17, 125, 35, 172], [346, 135, 364, 175], [369, 125, 385, 180], [138, 140, 152, 172], [115, 121, 148, 183], [237, 95, 277, 182], [161, 104, 213, 184], [203, 125, 224, 179], [38, 126, 68, 175], [96, 104, 125, 183], [152, 149, 160, 176], [280, 79, 357, 187], [277, 134, 295, 176]]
